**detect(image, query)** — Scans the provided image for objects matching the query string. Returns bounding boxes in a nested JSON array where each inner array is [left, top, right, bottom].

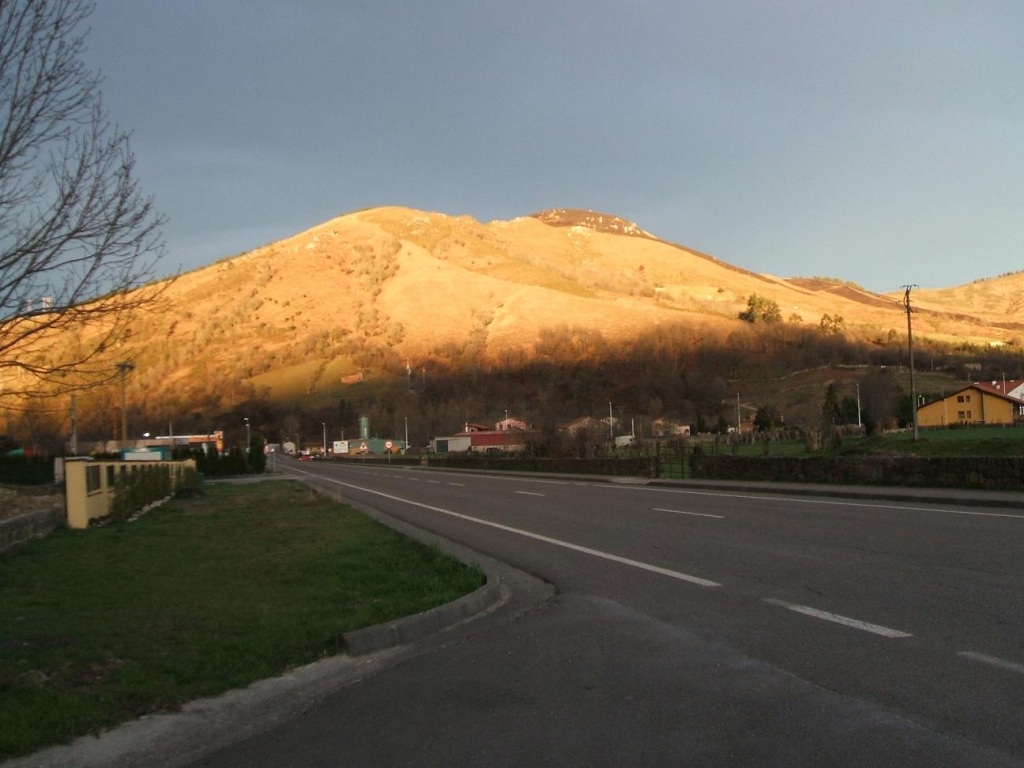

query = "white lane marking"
[[654, 507, 724, 520], [427, 480, 441, 484], [516, 491, 545, 497], [958, 651, 1024, 675], [764, 599, 912, 638], [596, 485, 1024, 520], [449, 483, 465, 487], [293, 469, 720, 588]]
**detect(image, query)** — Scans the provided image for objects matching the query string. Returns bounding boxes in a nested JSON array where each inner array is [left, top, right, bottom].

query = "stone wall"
[[690, 454, 1024, 491], [0, 504, 64, 554]]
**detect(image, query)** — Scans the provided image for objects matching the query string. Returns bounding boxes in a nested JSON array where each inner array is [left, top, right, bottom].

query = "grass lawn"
[[687, 425, 1024, 461], [0, 480, 485, 761], [843, 426, 1024, 457]]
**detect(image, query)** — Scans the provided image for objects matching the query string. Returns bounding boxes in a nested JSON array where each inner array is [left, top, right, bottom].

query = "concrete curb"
[[293, 472, 517, 659], [340, 578, 503, 656]]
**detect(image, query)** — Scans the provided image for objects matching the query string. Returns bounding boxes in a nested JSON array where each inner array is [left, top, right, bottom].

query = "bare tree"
[[0, 0, 166, 398], [788, 402, 825, 452]]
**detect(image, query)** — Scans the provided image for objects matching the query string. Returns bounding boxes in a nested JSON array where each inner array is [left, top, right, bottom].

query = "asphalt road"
[[190, 460, 1023, 767]]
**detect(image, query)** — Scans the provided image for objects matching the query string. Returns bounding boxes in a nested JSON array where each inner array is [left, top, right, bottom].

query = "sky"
[[83, 1, 1024, 293]]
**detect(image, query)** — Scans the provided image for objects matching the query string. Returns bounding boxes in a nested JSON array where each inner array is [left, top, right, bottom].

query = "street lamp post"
[[244, 417, 250, 452], [608, 402, 613, 440], [322, 422, 327, 457], [404, 416, 408, 452], [856, 383, 862, 428]]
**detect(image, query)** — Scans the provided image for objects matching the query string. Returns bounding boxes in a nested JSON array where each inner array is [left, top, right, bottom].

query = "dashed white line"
[[294, 470, 720, 588], [449, 482, 465, 487], [958, 651, 1024, 675], [764, 599, 912, 638], [427, 480, 441, 484], [654, 507, 724, 519], [516, 491, 545, 497]]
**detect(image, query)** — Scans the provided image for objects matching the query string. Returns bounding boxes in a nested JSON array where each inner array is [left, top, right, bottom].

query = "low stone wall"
[[0, 504, 64, 554], [690, 454, 1024, 491]]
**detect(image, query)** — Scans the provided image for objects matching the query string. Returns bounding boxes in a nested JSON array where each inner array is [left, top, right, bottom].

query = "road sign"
[[385, 440, 393, 449]]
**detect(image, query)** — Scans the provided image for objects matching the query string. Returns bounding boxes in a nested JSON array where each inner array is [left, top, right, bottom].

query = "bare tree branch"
[[0, 0, 167, 399]]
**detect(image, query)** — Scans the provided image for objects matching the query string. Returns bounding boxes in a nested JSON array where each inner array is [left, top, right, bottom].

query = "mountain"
[[38, 207, 1024, 419]]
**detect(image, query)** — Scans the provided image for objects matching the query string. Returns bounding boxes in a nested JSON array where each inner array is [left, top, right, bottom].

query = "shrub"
[[0, 455, 53, 485], [110, 464, 174, 522]]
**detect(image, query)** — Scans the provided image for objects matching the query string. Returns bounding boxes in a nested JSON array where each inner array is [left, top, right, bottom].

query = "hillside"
[[891, 272, 1024, 334], [19, 206, 1024, 427]]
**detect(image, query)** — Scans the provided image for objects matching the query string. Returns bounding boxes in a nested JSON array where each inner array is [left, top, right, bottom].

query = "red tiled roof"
[[970, 381, 1024, 403]]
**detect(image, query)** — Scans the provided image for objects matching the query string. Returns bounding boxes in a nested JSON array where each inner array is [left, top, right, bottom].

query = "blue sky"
[[85, 2, 1023, 292]]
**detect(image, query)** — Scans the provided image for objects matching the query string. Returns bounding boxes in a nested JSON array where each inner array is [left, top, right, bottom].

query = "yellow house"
[[917, 382, 1024, 428]]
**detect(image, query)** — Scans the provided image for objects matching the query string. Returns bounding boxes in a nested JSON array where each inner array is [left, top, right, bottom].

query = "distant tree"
[[789, 403, 825, 451], [225, 445, 247, 475], [896, 393, 915, 429], [820, 314, 846, 336], [839, 395, 860, 426], [0, 0, 166, 397], [739, 294, 782, 324], [860, 368, 900, 435], [753, 405, 782, 432], [247, 434, 266, 473], [822, 384, 840, 425]]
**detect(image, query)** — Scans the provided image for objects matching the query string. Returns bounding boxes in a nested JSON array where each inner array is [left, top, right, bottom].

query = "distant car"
[[298, 454, 312, 461]]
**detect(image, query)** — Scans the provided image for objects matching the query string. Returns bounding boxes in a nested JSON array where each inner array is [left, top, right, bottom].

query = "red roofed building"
[[917, 381, 1024, 427], [430, 416, 535, 453]]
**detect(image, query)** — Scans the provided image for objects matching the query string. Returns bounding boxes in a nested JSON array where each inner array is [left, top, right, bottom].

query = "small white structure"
[[430, 435, 472, 453]]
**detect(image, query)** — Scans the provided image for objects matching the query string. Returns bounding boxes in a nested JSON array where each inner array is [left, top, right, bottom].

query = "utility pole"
[[70, 395, 77, 455], [856, 383, 862, 428], [903, 285, 919, 442], [736, 393, 741, 433], [608, 402, 614, 440], [117, 361, 135, 444]]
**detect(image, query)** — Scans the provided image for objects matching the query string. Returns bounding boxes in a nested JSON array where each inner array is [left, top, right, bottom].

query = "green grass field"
[[0, 481, 484, 761], [845, 426, 1024, 457], [715, 425, 1024, 459]]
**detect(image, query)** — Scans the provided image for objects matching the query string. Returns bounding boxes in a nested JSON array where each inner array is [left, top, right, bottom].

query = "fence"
[[689, 454, 1024, 491], [64, 457, 197, 529]]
